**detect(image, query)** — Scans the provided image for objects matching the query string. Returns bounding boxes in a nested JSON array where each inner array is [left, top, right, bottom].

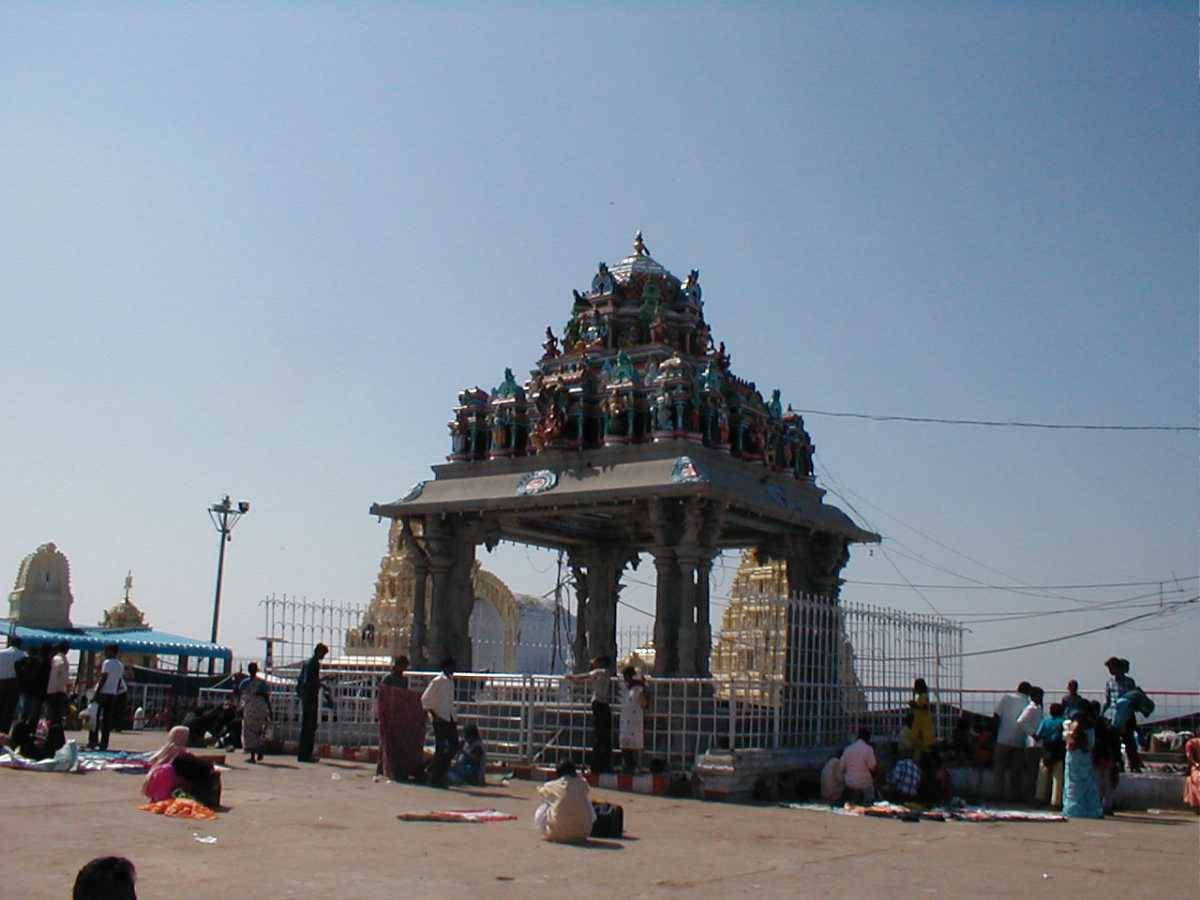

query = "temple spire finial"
[[633, 229, 649, 257], [123, 570, 133, 603]]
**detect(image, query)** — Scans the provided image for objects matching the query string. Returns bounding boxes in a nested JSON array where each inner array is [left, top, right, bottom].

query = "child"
[[534, 761, 595, 843], [448, 723, 486, 786]]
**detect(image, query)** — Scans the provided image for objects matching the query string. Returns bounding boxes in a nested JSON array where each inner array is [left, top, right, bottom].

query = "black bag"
[[591, 801, 623, 838]]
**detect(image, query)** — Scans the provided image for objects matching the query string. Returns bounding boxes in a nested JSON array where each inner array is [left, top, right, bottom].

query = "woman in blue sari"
[[1062, 712, 1103, 819]]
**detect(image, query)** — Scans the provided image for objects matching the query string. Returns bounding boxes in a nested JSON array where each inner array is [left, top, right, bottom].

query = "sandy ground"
[[3, 730, 1197, 899]]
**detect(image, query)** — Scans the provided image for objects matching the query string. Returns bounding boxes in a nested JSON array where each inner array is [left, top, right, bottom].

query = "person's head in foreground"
[[440, 656, 455, 676], [313, 643, 329, 660], [392, 655, 408, 676], [856, 726, 871, 743], [1017, 681, 1032, 697], [912, 678, 927, 694], [463, 723, 481, 742], [556, 760, 577, 778], [73, 856, 137, 900]]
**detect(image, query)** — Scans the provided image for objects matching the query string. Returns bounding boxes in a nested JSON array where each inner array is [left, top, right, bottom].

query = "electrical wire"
[[794, 407, 1199, 433], [888, 597, 1199, 661], [845, 576, 1198, 590]]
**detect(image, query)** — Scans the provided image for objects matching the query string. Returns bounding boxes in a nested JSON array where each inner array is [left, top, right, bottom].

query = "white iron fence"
[[211, 594, 968, 770]]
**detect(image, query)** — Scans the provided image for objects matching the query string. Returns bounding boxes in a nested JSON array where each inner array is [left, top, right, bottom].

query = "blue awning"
[[0, 620, 232, 661]]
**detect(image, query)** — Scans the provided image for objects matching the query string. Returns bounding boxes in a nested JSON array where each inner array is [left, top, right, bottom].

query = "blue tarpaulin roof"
[[0, 620, 232, 661]]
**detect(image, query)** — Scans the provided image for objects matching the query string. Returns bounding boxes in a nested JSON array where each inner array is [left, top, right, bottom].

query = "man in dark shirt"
[[296, 643, 328, 762]]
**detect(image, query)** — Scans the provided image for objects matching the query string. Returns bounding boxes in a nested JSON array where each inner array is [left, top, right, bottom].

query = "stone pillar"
[[410, 560, 429, 667], [651, 550, 678, 675], [569, 557, 589, 672], [695, 555, 715, 676], [676, 554, 699, 675]]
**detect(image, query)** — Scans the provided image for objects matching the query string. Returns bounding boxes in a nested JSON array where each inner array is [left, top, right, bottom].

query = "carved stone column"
[[651, 550, 678, 675], [695, 555, 715, 676], [568, 557, 589, 672], [401, 518, 430, 667], [675, 554, 699, 675]]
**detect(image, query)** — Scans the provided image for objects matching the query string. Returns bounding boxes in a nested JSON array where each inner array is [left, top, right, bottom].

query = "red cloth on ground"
[[377, 685, 426, 780]]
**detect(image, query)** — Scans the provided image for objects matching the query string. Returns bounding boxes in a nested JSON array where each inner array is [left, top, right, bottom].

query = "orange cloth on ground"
[[138, 796, 218, 820]]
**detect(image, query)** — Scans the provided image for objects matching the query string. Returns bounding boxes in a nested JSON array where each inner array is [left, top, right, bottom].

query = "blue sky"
[[3, 3, 1196, 691]]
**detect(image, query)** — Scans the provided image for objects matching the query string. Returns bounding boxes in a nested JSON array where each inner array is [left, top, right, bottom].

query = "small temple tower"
[[8, 543, 74, 629]]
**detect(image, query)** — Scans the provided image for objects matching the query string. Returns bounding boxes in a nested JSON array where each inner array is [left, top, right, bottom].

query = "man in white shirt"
[[421, 656, 457, 788], [565, 655, 614, 773], [992, 681, 1032, 801], [45, 641, 71, 728], [92, 644, 125, 751], [841, 726, 879, 804], [0, 636, 26, 733]]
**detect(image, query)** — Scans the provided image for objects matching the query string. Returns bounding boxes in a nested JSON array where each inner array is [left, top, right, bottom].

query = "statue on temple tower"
[[682, 269, 702, 307], [542, 326, 560, 360], [591, 262, 615, 295], [633, 230, 649, 257], [768, 389, 783, 419]]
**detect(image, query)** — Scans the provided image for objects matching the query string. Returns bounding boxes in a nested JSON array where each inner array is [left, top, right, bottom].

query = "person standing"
[[1034, 702, 1067, 808], [1062, 710, 1103, 818], [377, 655, 425, 782], [841, 726, 879, 804], [0, 636, 25, 733], [295, 643, 328, 763], [239, 662, 272, 763], [1061, 679, 1085, 718], [991, 681, 1032, 801], [909, 678, 935, 760], [618, 666, 647, 774], [565, 656, 614, 774], [45, 641, 71, 728], [92, 644, 124, 751], [16, 644, 51, 727], [1102, 657, 1144, 772], [421, 656, 458, 788]]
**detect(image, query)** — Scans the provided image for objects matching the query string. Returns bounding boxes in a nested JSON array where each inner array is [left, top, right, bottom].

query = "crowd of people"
[[818, 655, 1190, 819]]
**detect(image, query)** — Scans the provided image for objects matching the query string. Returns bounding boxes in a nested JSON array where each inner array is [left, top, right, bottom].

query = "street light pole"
[[208, 495, 250, 673]]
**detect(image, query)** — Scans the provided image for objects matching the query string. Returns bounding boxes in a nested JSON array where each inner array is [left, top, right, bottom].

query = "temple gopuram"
[[371, 233, 879, 675]]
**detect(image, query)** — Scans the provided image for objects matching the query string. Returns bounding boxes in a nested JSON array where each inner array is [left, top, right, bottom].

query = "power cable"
[[794, 407, 1199, 433], [888, 597, 1198, 661]]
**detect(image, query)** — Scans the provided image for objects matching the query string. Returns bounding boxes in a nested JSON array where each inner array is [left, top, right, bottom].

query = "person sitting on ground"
[[886, 751, 922, 802], [951, 713, 974, 762], [534, 760, 595, 843], [917, 749, 952, 805], [449, 723, 486, 786], [142, 726, 190, 802], [973, 717, 995, 768], [897, 713, 916, 759], [819, 748, 845, 805], [73, 856, 137, 900], [841, 726, 879, 804]]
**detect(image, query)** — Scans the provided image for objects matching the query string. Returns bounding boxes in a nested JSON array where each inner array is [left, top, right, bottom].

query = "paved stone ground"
[[3, 731, 1196, 898]]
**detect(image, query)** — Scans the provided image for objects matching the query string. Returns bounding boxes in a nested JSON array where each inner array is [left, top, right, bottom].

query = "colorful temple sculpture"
[[371, 233, 879, 675], [346, 519, 574, 673]]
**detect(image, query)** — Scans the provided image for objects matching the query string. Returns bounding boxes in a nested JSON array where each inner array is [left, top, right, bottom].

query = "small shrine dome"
[[101, 571, 151, 630], [607, 230, 675, 283]]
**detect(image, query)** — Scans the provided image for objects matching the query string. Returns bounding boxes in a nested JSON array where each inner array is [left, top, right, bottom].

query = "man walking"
[[421, 657, 458, 788], [296, 643, 329, 762], [0, 636, 25, 733], [565, 655, 614, 774], [93, 644, 124, 750]]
